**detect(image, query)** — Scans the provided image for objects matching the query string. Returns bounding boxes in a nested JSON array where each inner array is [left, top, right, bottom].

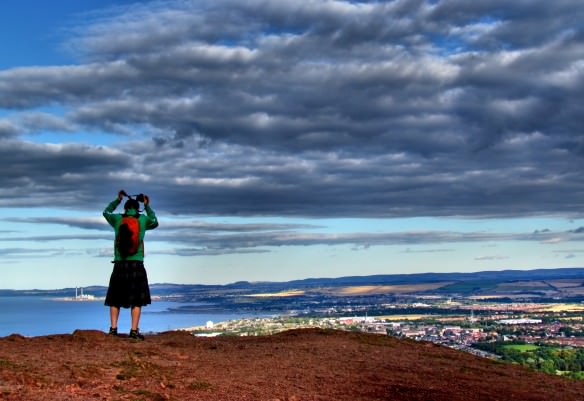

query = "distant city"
[[168, 268, 584, 380], [183, 293, 584, 380], [4, 267, 584, 379]]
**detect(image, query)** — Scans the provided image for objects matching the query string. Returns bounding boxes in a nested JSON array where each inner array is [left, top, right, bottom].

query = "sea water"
[[0, 296, 261, 337]]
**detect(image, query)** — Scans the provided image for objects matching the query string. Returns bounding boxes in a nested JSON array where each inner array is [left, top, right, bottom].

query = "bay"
[[0, 296, 261, 337]]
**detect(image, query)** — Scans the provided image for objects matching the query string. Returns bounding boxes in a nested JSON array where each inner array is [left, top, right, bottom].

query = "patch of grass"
[[111, 353, 174, 390], [133, 389, 166, 401], [502, 344, 539, 352], [113, 359, 142, 381], [112, 354, 159, 381], [188, 380, 213, 391], [568, 371, 584, 380], [0, 359, 19, 370]]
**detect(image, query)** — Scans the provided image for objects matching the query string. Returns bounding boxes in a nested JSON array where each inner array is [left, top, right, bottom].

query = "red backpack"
[[116, 215, 141, 258]]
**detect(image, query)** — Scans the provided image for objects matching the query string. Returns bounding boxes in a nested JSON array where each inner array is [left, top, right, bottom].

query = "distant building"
[[75, 287, 95, 301], [496, 318, 542, 325], [442, 326, 462, 335], [401, 329, 425, 338]]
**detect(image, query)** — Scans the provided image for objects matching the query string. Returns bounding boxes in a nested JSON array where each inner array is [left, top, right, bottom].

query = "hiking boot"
[[129, 329, 144, 341], [108, 327, 118, 336]]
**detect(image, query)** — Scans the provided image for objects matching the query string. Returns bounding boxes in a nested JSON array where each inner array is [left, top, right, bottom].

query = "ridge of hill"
[[1, 328, 583, 401], [2, 267, 583, 297]]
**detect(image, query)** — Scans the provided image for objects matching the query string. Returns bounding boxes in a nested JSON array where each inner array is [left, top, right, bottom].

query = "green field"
[[502, 344, 540, 352]]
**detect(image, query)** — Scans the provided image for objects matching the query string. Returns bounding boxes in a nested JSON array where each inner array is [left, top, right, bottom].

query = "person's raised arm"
[[103, 190, 125, 226], [143, 195, 159, 230]]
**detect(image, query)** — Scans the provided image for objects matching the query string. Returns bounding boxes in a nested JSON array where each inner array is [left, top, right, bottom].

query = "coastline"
[[0, 296, 266, 337]]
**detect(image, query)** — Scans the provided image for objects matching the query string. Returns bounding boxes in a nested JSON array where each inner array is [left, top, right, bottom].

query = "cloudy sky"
[[1, 0, 583, 290]]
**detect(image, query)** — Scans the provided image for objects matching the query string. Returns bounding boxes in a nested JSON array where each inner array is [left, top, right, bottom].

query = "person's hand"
[[118, 190, 127, 200], [143, 195, 150, 205]]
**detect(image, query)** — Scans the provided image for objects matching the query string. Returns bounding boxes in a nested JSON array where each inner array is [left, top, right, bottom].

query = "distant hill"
[[1, 328, 583, 401], [2, 267, 583, 298], [282, 267, 584, 286]]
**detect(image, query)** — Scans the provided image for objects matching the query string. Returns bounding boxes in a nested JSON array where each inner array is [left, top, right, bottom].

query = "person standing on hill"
[[103, 190, 159, 340]]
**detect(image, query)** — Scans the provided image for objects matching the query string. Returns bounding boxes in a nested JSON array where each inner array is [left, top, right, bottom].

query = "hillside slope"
[[1, 329, 583, 401]]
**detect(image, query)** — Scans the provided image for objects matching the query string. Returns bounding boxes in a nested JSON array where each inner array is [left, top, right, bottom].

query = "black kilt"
[[105, 261, 151, 308]]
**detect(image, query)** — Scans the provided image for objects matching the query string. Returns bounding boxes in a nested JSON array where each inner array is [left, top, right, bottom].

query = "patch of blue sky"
[[0, 208, 59, 219], [0, 25, 70, 69], [162, 214, 321, 230], [0, 226, 84, 247], [33, 104, 67, 116], [0, 1, 144, 70], [474, 15, 501, 25], [450, 217, 584, 234], [0, 1, 87, 69], [308, 217, 571, 235], [429, 15, 503, 57], [0, 105, 66, 117], [215, 37, 252, 48], [22, 130, 125, 147], [162, 215, 582, 236], [429, 34, 469, 57]]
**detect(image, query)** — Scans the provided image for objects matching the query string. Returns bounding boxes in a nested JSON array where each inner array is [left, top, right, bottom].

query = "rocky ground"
[[1, 328, 584, 401]]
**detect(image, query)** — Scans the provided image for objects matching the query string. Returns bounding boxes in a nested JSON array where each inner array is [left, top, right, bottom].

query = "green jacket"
[[103, 198, 159, 261]]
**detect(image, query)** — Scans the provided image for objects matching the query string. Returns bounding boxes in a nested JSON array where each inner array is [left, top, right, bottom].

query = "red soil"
[[1, 328, 583, 401]]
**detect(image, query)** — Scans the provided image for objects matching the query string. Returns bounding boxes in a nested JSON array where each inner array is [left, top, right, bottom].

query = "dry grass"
[[245, 290, 305, 297], [326, 282, 451, 296], [245, 282, 451, 297], [536, 304, 584, 312]]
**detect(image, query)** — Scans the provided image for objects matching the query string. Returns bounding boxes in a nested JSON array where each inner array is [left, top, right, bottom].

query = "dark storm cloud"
[[2, 217, 108, 231], [0, 140, 130, 207], [11, 218, 583, 247], [152, 248, 271, 257], [1, 234, 109, 242], [138, 224, 584, 256], [0, 120, 21, 138], [2, 216, 320, 233], [3, 213, 583, 257], [0, 247, 81, 259], [0, 0, 583, 217]]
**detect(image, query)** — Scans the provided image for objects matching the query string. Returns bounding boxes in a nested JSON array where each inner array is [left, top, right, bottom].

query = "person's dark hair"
[[124, 198, 140, 211]]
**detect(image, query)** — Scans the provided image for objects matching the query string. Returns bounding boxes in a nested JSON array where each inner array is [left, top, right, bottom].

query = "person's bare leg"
[[131, 306, 141, 331], [110, 306, 120, 329]]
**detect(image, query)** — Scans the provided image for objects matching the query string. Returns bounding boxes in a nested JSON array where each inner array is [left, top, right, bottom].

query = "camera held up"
[[120, 190, 145, 203]]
